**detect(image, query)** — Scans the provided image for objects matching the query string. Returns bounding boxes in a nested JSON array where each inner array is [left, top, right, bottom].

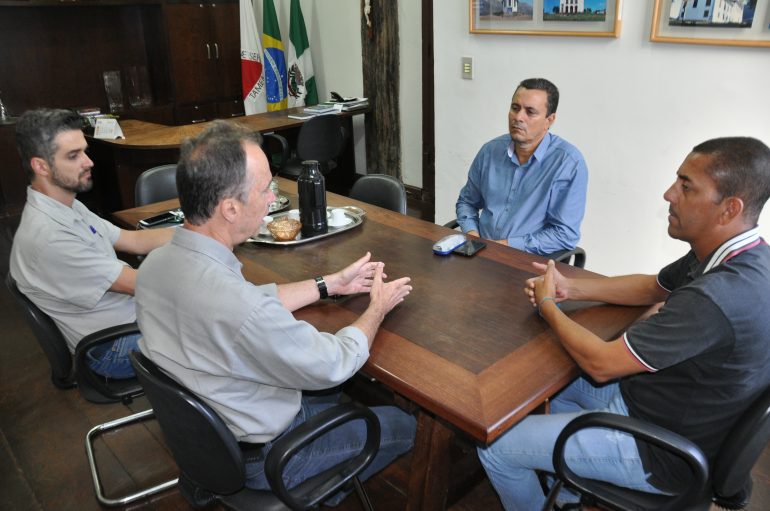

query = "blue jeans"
[[85, 333, 140, 379], [245, 395, 416, 506], [477, 377, 664, 510]]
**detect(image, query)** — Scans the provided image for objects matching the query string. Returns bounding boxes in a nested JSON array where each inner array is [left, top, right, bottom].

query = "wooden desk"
[[89, 107, 364, 213], [114, 179, 650, 510]]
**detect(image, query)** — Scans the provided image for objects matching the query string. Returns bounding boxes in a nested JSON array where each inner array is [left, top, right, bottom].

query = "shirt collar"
[[26, 186, 87, 229], [507, 132, 553, 166], [700, 227, 762, 275], [171, 227, 244, 276]]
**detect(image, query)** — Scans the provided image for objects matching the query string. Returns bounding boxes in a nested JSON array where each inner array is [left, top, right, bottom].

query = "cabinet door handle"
[[214, 43, 220, 60], [190, 118, 207, 124], [206, 43, 211, 60]]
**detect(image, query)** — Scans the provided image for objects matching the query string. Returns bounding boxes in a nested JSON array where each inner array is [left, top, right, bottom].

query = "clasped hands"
[[524, 259, 569, 309]]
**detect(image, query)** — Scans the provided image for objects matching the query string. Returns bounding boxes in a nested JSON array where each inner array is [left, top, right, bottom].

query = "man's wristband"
[[539, 296, 556, 308], [315, 276, 328, 299], [538, 296, 559, 316]]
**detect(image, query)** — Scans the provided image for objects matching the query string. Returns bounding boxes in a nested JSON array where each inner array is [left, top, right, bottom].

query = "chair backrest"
[[711, 384, 770, 499], [296, 114, 346, 163], [5, 272, 74, 388], [349, 174, 407, 214], [135, 164, 178, 206], [129, 351, 246, 495]]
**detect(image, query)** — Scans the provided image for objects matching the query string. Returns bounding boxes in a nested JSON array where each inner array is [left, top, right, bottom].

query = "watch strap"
[[315, 276, 328, 299]]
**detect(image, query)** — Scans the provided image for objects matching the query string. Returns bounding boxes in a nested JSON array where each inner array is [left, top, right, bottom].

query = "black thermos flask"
[[297, 160, 328, 237]]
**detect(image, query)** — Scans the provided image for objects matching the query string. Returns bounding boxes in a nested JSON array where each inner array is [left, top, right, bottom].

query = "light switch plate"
[[461, 56, 473, 80]]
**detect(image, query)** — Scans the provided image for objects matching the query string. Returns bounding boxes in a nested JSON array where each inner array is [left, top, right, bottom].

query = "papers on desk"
[[287, 113, 317, 120], [333, 97, 369, 111], [292, 98, 369, 120], [304, 102, 342, 114], [93, 118, 124, 139]]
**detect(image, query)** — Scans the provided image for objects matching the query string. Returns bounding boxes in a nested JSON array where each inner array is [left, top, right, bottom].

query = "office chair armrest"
[[552, 412, 709, 511], [443, 218, 460, 229], [265, 402, 381, 510], [546, 247, 587, 268], [74, 322, 142, 403], [262, 132, 290, 176], [74, 322, 141, 359]]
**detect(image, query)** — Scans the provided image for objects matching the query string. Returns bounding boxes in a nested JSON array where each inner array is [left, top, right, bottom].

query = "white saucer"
[[328, 217, 353, 227]]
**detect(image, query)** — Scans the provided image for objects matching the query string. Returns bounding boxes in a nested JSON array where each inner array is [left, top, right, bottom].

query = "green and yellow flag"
[[262, 0, 287, 111]]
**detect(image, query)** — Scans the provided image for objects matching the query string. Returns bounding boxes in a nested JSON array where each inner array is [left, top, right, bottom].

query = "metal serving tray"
[[247, 206, 365, 245], [269, 195, 290, 213]]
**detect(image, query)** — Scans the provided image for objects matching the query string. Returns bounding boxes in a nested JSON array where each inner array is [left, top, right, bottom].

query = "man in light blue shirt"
[[456, 78, 588, 255]]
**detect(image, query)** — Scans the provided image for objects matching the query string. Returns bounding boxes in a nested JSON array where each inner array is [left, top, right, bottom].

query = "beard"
[[50, 166, 93, 194]]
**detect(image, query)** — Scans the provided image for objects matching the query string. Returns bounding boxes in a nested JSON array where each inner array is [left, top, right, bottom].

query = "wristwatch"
[[314, 276, 329, 299]]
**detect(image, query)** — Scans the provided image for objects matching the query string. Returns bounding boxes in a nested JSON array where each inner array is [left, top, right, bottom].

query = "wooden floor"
[[2, 203, 770, 511]]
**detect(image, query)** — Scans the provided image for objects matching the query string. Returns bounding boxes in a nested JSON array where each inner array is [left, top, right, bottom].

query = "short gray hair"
[[176, 121, 264, 225]]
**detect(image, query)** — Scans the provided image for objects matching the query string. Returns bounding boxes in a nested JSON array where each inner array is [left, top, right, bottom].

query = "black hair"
[[517, 78, 559, 116]]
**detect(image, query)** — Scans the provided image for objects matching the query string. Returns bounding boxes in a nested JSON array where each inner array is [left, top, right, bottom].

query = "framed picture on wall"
[[469, 0, 622, 37], [651, 0, 770, 48]]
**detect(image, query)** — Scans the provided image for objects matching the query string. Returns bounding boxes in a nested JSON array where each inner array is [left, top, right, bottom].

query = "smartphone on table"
[[453, 239, 486, 257], [138, 209, 184, 228]]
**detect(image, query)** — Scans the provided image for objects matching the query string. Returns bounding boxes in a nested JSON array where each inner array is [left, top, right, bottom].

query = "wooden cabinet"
[[164, 1, 243, 124]]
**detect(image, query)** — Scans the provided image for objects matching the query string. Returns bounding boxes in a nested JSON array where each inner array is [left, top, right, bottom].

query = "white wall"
[[433, 1, 770, 276]]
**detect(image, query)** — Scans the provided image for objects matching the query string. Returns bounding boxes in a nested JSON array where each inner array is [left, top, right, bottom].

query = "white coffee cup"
[[330, 208, 347, 225], [259, 216, 272, 236]]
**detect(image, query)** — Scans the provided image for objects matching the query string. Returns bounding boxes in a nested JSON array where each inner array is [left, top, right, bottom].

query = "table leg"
[[406, 410, 454, 511]]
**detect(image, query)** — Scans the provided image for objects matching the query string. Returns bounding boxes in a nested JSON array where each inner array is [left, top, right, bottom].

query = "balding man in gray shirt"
[[135, 121, 416, 501]]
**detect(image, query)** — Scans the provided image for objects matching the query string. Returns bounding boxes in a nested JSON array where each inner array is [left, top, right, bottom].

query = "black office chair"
[[134, 164, 178, 206], [542, 384, 770, 511], [4, 273, 177, 506], [262, 132, 291, 176], [129, 351, 380, 511], [441, 219, 587, 268], [349, 174, 407, 214], [271, 114, 347, 179]]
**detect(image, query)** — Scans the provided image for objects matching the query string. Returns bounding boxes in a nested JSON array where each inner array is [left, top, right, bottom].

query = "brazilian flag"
[[263, 0, 287, 111]]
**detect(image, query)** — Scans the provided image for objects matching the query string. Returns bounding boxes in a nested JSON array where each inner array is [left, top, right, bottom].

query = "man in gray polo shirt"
[[135, 121, 416, 501], [10, 108, 173, 378]]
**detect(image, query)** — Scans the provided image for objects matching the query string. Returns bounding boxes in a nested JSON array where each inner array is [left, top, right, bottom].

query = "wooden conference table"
[[113, 178, 651, 510]]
